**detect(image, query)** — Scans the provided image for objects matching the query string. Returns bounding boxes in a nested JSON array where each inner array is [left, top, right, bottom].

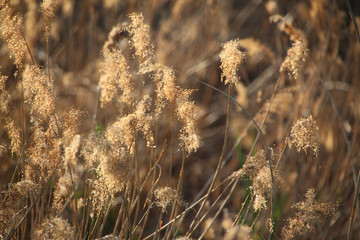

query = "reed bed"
[[0, 0, 359, 239]]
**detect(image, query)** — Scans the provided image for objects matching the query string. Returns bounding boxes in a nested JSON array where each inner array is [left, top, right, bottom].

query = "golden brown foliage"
[[0, 2, 27, 67], [154, 186, 184, 212], [128, 12, 154, 71], [99, 48, 134, 107], [219, 39, 246, 85], [32, 217, 75, 240], [23, 64, 55, 119], [0, 1, 355, 239], [282, 188, 337, 239], [0, 180, 38, 236], [280, 40, 308, 80], [287, 115, 320, 156], [40, 0, 59, 36]]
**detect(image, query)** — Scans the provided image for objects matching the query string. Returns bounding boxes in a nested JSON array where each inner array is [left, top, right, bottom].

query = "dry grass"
[[0, 0, 359, 239]]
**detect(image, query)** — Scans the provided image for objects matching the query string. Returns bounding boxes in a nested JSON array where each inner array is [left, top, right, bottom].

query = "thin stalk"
[[137, 155, 164, 239], [79, 183, 89, 239], [17, 31, 32, 167], [245, 75, 281, 239], [346, 0, 360, 44], [187, 85, 232, 237], [92, 86, 100, 130], [312, 63, 358, 240], [316, 217, 325, 240], [313, 65, 355, 183], [193, 121, 252, 203], [139, 143, 166, 207], [136, 161, 163, 237], [89, 209, 102, 239], [132, 205, 152, 235], [125, 144, 164, 237], [138, 146, 163, 212], [342, 3, 360, 239], [348, 169, 360, 240], [113, 202, 124, 235], [6, 167, 58, 240], [168, 100, 176, 183], [241, 195, 254, 225], [198, 177, 241, 240], [188, 175, 236, 234], [143, 178, 233, 240], [123, 192, 133, 239], [250, 211, 260, 229], [137, 205, 151, 240], [9, 142, 26, 185], [275, 145, 287, 170], [83, 187, 92, 239], [20, 31, 36, 65], [233, 193, 250, 227], [46, 37, 51, 85], [30, 196, 35, 238], [153, 211, 164, 240], [47, 174, 54, 211], [166, 150, 186, 238], [131, 196, 140, 236], [20, 202, 26, 240], [98, 197, 113, 237], [128, 134, 143, 232], [68, 164, 79, 233], [186, 73, 275, 234], [134, 134, 140, 190], [68, 195, 78, 232]]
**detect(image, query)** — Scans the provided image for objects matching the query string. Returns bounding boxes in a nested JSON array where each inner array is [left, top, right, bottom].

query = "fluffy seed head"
[[52, 173, 76, 212], [287, 115, 320, 156], [0, 3, 27, 67], [282, 188, 337, 239], [5, 118, 22, 154], [40, 0, 59, 36], [280, 40, 308, 79], [152, 64, 177, 116], [133, 95, 155, 147], [97, 147, 130, 195], [219, 39, 246, 85], [33, 217, 75, 240], [154, 187, 183, 212], [176, 90, 199, 154], [128, 12, 154, 70], [252, 167, 272, 211], [62, 108, 82, 144], [270, 14, 307, 44], [253, 193, 268, 212], [64, 134, 81, 168], [240, 149, 282, 212], [0, 180, 38, 236], [23, 64, 55, 119], [99, 48, 134, 107], [0, 74, 9, 114], [106, 114, 135, 150]]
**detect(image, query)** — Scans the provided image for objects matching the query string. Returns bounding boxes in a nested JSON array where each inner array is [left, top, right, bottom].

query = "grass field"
[[0, 0, 359, 239]]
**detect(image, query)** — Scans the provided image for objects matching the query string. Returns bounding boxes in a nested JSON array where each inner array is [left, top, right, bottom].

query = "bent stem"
[[185, 72, 275, 235], [186, 85, 232, 237]]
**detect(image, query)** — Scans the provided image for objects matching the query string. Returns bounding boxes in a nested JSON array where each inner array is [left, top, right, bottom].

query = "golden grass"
[[0, 0, 359, 239]]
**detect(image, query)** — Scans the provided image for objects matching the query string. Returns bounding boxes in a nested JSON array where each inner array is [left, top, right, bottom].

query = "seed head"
[[219, 39, 246, 85]]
